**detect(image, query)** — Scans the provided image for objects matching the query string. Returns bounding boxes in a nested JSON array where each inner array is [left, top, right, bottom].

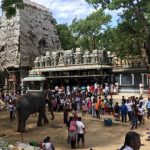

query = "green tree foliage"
[[86, 0, 150, 61], [1, 0, 24, 19], [70, 9, 111, 51], [56, 24, 76, 50]]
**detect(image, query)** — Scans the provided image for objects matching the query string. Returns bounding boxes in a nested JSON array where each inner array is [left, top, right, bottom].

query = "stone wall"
[[0, 0, 61, 69], [0, 11, 20, 68], [20, 0, 61, 67]]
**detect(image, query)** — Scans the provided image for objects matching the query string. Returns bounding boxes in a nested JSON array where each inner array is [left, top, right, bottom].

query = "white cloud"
[[0, 0, 119, 26], [30, 0, 95, 24], [0, 0, 94, 24]]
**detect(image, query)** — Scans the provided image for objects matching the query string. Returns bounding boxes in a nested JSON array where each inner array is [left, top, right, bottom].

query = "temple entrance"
[[46, 75, 109, 89]]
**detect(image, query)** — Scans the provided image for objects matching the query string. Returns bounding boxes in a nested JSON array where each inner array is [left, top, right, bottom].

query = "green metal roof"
[[23, 76, 46, 82]]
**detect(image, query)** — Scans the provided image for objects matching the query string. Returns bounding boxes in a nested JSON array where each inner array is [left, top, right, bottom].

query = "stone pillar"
[[119, 74, 122, 85], [131, 74, 134, 86], [147, 74, 149, 86], [40, 82, 43, 90], [111, 74, 114, 83], [27, 85, 29, 91], [141, 73, 144, 84]]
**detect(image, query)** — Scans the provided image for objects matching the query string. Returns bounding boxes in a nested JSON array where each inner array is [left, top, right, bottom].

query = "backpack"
[[69, 121, 76, 132], [69, 125, 76, 132]]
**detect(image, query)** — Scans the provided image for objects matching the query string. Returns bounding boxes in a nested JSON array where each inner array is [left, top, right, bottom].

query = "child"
[[42, 136, 55, 150]]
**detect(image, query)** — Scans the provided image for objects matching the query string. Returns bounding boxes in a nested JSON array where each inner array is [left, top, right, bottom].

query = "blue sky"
[[0, 0, 120, 26]]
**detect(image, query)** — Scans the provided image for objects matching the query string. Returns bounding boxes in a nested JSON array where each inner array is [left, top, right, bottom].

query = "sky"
[[0, 0, 119, 26]]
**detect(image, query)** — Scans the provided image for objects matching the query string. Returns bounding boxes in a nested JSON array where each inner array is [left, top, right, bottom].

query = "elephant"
[[16, 91, 54, 132]]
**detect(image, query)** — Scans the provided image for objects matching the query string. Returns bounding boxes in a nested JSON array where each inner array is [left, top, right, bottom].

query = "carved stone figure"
[[50, 57, 54, 66], [67, 55, 72, 65], [91, 55, 95, 64], [83, 57, 88, 64], [58, 54, 64, 66], [75, 54, 80, 64]]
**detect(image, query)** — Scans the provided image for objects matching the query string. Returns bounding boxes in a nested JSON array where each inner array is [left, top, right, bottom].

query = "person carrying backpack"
[[68, 118, 77, 149]]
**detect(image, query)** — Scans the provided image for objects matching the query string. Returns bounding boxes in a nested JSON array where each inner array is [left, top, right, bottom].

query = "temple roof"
[[23, 0, 49, 12], [33, 64, 112, 72], [23, 76, 46, 81]]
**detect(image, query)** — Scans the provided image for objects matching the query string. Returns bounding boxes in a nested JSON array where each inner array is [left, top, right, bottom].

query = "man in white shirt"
[[94, 82, 98, 96], [139, 83, 144, 95], [76, 117, 86, 148]]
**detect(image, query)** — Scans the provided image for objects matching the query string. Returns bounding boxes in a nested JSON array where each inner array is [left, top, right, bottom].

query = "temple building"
[[23, 48, 149, 93], [0, 0, 61, 92], [0, 0, 149, 93]]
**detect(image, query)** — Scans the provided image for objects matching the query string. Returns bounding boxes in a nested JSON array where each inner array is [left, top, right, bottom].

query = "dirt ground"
[[0, 109, 150, 150]]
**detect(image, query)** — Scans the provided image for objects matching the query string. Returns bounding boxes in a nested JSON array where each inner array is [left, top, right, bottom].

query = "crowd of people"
[[45, 84, 149, 149], [49, 84, 150, 128], [0, 91, 19, 121], [0, 82, 149, 150]]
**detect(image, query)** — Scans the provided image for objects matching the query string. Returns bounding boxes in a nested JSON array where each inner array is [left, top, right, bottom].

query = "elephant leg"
[[43, 111, 49, 124], [20, 119, 26, 133], [50, 107, 55, 120], [49, 105, 54, 120], [16, 111, 21, 132], [37, 111, 43, 126]]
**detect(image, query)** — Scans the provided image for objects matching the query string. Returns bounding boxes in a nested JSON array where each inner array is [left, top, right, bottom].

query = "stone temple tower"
[[0, 0, 61, 92]]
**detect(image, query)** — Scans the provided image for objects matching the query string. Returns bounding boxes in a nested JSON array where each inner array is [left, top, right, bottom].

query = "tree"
[[86, 0, 150, 62], [70, 9, 111, 51], [56, 24, 76, 50], [1, 0, 24, 18]]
